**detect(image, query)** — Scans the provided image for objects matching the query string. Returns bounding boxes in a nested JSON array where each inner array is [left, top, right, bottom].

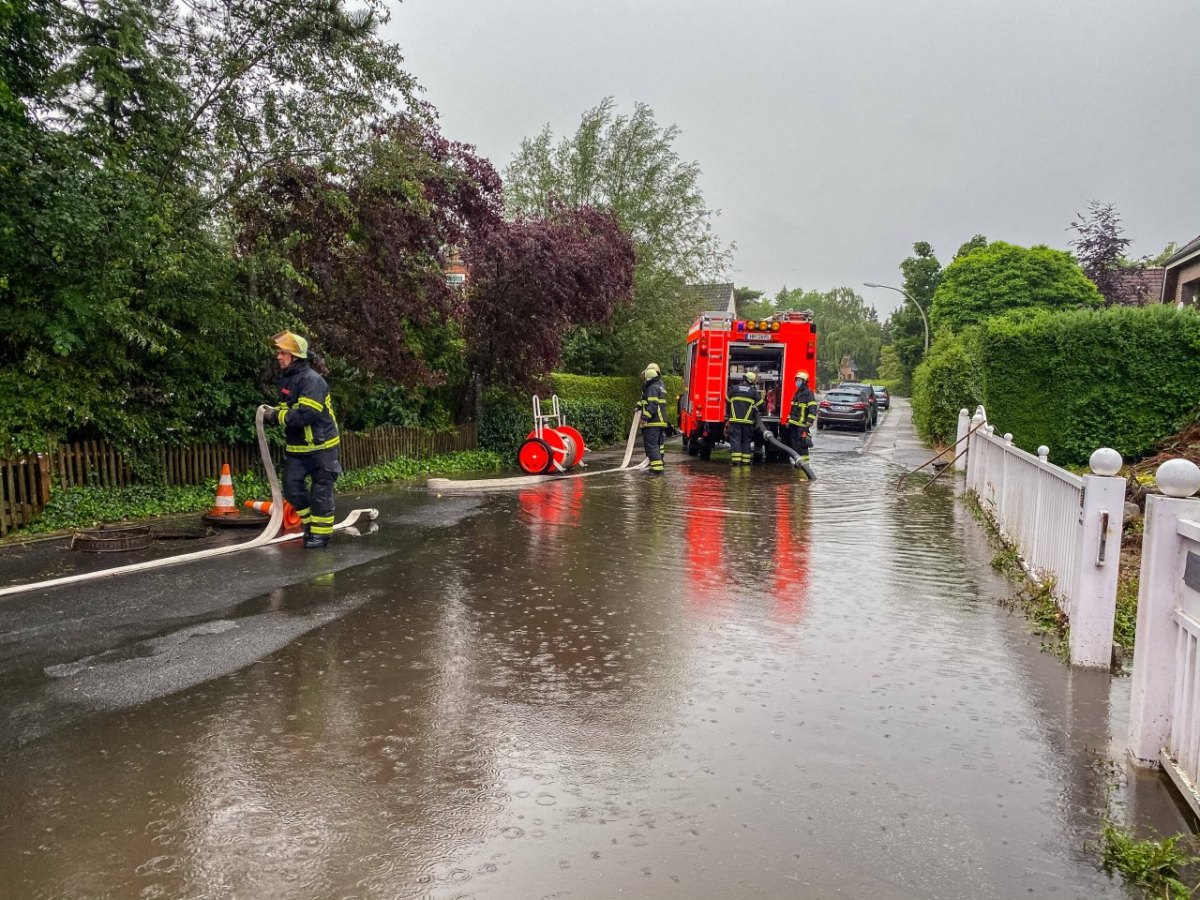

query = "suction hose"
[[758, 424, 817, 481], [0, 406, 378, 599]]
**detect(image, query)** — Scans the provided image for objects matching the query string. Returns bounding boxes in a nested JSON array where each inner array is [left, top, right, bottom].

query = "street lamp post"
[[864, 282, 930, 353]]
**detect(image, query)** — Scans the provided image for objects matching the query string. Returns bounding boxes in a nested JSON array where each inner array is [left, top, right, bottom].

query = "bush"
[[910, 328, 982, 444], [978, 306, 1200, 465]]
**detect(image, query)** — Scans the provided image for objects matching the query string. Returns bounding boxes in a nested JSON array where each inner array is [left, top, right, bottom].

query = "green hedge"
[[910, 306, 1200, 464], [978, 305, 1200, 464], [910, 328, 982, 444], [481, 374, 683, 459]]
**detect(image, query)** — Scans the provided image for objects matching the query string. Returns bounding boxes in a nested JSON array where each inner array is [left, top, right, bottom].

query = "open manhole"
[[71, 523, 153, 553]]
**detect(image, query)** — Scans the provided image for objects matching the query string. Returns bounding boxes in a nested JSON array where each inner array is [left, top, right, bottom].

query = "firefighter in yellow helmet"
[[726, 370, 763, 466], [263, 331, 341, 548], [786, 370, 817, 465], [637, 362, 669, 475]]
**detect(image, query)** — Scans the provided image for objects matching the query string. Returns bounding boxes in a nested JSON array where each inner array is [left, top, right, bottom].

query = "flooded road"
[[0, 417, 1185, 898]]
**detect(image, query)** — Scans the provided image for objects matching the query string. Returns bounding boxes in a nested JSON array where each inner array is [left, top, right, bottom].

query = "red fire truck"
[[678, 309, 817, 462]]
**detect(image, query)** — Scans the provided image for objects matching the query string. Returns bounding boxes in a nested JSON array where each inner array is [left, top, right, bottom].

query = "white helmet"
[[795, 371, 809, 382]]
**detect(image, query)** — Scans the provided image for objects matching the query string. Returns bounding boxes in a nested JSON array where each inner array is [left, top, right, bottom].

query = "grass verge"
[[8, 449, 504, 538]]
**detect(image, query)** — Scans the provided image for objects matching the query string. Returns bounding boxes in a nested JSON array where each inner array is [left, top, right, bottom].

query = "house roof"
[[686, 282, 736, 314], [1163, 233, 1200, 268]]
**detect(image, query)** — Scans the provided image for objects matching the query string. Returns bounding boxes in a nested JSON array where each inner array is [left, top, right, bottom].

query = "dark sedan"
[[816, 389, 871, 432], [873, 385, 891, 409]]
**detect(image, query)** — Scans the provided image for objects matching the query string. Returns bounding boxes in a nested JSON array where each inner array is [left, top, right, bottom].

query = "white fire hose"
[[0, 406, 379, 599], [427, 408, 648, 493]]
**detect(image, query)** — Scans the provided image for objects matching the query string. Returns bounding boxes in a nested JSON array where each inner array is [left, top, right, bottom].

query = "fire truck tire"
[[517, 437, 555, 474], [685, 435, 700, 456]]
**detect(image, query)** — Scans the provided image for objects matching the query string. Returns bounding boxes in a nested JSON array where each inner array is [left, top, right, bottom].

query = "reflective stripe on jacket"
[[276, 361, 340, 454], [726, 383, 762, 424], [787, 386, 818, 427], [638, 377, 669, 428]]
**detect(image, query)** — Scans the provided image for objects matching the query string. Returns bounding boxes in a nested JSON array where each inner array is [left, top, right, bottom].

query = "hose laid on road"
[[0, 406, 379, 599], [427, 408, 648, 493], [758, 425, 817, 481]]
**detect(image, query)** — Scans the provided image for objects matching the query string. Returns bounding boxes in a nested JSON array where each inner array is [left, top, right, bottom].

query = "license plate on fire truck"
[[745, 334, 773, 342]]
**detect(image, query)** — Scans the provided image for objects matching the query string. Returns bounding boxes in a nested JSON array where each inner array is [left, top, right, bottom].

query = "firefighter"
[[264, 330, 341, 549], [638, 362, 669, 475], [726, 371, 762, 466], [786, 370, 818, 464]]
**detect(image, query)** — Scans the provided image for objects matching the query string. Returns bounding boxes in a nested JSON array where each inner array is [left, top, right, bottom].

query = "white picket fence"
[[961, 407, 1125, 667], [1127, 460, 1200, 816]]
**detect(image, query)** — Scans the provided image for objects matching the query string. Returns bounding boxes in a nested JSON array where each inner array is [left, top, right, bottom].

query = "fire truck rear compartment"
[[728, 343, 785, 419]]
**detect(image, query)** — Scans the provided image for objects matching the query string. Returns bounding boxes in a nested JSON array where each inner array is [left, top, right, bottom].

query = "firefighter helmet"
[[744, 371, 758, 384], [271, 330, 308, 359], [795, 370, 809, 382], [642, 362, 660, 380]]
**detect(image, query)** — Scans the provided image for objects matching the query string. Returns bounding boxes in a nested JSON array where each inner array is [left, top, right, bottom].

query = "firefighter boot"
[[303, 533, 331, 550]]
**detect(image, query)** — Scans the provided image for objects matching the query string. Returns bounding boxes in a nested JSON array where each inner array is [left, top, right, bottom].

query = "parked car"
[[816, 389, 872, 432], [837, 382, 879, 427], [873, 385, 891, 410]]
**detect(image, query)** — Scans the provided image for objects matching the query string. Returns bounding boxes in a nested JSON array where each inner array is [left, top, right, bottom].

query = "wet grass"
[[1099, 820, 1200, 899], [5, 450, 504, 540]]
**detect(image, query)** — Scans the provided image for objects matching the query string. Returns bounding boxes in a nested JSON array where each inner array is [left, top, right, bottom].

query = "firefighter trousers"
[[642, 426, 666, 473], [728, 422, 756, 465], [284, 448, 342, 536], [787, 425, 812, 460]]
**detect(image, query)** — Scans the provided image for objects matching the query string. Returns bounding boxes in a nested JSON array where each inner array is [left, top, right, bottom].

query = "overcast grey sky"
[[383, 0, 1199, 315]]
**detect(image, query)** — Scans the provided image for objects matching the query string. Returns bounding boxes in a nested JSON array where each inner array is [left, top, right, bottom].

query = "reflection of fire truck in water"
[[679, 309, 818, 462]]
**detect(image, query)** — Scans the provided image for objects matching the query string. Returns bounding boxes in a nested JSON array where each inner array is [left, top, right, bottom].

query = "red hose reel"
[[517, 394, 588, 475]]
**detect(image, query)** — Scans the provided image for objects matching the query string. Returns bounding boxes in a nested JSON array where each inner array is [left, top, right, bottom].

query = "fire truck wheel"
[[685, 436, 700, 456]]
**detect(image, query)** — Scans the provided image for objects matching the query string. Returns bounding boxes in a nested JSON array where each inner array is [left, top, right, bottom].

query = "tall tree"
[[235, 115, 503, 389], [930, 241, 1102, 332], [463, 208, 635, 391], [775, 287, 883, 383], [505, 98, 731, 374], [886, 240, 943, 389], [1068, 201, 1132, 304]]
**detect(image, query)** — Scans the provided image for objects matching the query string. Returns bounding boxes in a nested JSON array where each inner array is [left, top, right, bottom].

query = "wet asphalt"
[[0, 399, 1189, 899]]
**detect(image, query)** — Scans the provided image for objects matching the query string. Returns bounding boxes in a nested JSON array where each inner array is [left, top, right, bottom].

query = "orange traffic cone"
[[243, 499, 303, 531], [208, 463, 238, 516]]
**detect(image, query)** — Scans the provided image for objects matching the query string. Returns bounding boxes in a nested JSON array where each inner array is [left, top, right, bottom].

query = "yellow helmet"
[[795, 370, 809, 382], [744, 371, 758, 384], [642, 362, 660, 380], [271, 330, 308, 359]]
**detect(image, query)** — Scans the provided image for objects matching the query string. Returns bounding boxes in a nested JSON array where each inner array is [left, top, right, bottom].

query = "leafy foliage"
[[1099, 821, 1198, 899], [235, 114, 503, 387], [910, 328, 982, 444], [1068, 201, 1132, 305], [463, 207, 635, 391], [885, 241, 942, 389], [978, 305, 1200, 464], [505, 98, 731, 374], [929, 241, 1102, 332], [773, 287, 882, 383]]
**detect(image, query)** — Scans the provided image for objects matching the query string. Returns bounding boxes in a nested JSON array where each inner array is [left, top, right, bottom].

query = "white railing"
[[961, 407, 1125, 667], [1127, 460, 1200, 816]]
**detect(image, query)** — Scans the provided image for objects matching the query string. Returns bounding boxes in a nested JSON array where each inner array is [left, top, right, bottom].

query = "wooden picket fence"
[[0, 421, 478, 537]]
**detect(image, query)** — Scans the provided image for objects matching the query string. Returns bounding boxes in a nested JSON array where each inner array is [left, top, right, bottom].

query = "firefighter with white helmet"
[[726, 370, 763, 466], [638, 362, 669, 475], [787, 369, 817, 467], [263, 330, 341, 548]]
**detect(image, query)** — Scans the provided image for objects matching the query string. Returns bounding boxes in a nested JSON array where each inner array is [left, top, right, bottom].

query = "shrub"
[[978, 305, 1200, 465], [910, 328, 982, 444]]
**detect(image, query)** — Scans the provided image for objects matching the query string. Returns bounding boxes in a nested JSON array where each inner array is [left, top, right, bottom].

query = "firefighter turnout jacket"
[[726, 382, 763, 424], [639, 376, 669, 428], [787, 385, 818, 430], [274, 361, 340, 454]]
